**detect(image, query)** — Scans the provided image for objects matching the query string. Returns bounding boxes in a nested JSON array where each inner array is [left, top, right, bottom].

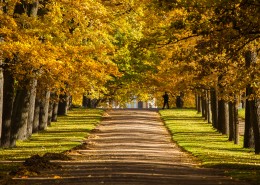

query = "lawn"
[[238, 108, 245, 119], [160, 109, 260, 185], [0, 108, 103, 178]]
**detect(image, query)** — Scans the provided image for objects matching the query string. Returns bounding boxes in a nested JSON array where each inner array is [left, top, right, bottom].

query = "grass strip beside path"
[[238, 108, 245, 119], [0, 108, 103, 178], [160, 109, 260, 185]]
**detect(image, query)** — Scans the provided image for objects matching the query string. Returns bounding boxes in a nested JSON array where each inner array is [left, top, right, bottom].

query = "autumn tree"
[[150, 0, 259, 151], [0, 0, 119, 147]]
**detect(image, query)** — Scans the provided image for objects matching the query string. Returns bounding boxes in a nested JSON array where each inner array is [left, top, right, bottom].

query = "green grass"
[[160, 109, 260, 185], [0, 108, 103, 177], [238, 108, 245, 119]]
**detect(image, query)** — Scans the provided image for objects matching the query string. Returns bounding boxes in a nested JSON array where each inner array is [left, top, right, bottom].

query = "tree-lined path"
[[12, 109, 248, 185]]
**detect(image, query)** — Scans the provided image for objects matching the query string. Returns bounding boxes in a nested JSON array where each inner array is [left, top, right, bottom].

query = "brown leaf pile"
[[10, 153, 70, 177]]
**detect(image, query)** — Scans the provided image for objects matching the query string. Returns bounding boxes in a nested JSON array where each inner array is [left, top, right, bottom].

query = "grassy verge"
[[0, 108, 103, 178], [238, 108, 245, 119], [160, 109, 260, 185]]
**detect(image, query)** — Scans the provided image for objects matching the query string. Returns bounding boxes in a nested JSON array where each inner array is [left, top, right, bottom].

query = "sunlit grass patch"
[[0, 108, 103, 177], [238, 108, 245, 119], [160, 109, 260, 184]]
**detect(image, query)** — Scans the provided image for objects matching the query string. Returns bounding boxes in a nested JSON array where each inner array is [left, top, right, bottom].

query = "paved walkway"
[[12, 109, 248, 185]]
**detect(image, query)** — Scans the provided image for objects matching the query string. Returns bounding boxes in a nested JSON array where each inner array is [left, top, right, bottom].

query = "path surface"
[[12, 109, 248, 185]]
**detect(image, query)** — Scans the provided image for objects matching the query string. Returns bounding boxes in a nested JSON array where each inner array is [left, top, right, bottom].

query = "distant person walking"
[[162, 92, 169, 109]]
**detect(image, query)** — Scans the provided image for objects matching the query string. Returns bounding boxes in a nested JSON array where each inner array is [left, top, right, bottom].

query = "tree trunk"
[[33, 98, 41, 133], [91, 99, 100, 108], [38, 91, 50, 131], [52, 101, 58, 122], [195, 93, 198, 110], [48, 101, 53, 126], [0, 48, 3, 145], [218, 100, 225, 133], [27, 79, 37, 137], [201, 94, 206, 118], [58, 94, 69, 115], [228, 101, 235, 141], [252, 99, 260, 154], [68, 96, 72, 110], [210, 87, 218, 129], [83, 94, 100, 108], [1, 70, 15, 147], [197, 95, 201, 113], [241, 92, 246, 109], [244, 50, 256, 148], [217, 100, 229, 135], [206, 90, 211, 123], [234, 100, 239, 145], [244, 90, 255, 148], [10, 87, 31, 147], [246, 50, 260, 154], [224, 102, 229, 134], [82, 94, 88, 108]]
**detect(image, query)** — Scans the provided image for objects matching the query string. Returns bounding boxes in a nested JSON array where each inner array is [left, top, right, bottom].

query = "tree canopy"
[[1, 0, 259, 104]]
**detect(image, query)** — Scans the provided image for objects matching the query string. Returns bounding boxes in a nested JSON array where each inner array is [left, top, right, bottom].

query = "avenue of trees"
[[0, 0, 260, 154]]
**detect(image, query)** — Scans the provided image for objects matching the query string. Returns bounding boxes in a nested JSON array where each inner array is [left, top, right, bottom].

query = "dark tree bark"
[[241, 92, 246, 109], [52, 101, 59, 122], [217, 73, 229, 135], [234, 100, 239, 145], [48, 101, 53, 126], [197, 95, 201, 113], [224, 102, 229, 134], [246, 50, 260, 154], [218, 100, 229, 135], [228, 99, 240, 144], [218, 100, 225, 133], [0, 43, 3, 145], [210, 87, 218, 129], [27, 79, 37, 137], [244, 50, 256, 148], [82, 94, 100, 108], [1, 69, 15, 147], [244, 90, 255, 148], [58, 94, 69, 115], [33, 98, 41, 133], [38, 91, 50, 131], [10, 87, 31, 147], [0, 4, 5, 146], [68, 96, 72, 110], [195, 93, 198, 110], [82, 94, 88, 108], [252, 99, 260, 154], [201, 94, 206, 118], [228, 101, 235, 141], [206, 90, 211, 123]]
